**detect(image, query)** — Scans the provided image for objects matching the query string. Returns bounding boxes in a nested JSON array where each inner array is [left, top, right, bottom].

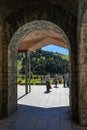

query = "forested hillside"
[[18, 49, 69, 77]]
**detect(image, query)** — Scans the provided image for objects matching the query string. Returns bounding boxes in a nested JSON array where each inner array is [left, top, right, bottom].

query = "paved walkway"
[[0, 85, 87, 130]]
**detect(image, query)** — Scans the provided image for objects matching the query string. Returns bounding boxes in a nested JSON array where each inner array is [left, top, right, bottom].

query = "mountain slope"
[[18, 49, 69, 76]]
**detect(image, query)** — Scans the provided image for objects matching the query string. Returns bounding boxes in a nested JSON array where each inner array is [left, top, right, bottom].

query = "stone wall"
[[1, 21, 9, 117], [6, 6, 77, 121], [0, 19, 3, 118], [77, 0, 87, 126], [0, 19, 17, 117], [0, 0, 87, 126], [6, 3, 77, 45], [0, 1, 80, 124], [0, 19, 9, 117]]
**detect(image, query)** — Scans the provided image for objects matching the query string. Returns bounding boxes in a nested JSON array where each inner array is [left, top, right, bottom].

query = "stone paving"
[[0, 84, 87, 130]]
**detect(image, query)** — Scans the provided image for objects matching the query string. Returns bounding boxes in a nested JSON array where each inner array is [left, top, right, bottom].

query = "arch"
[[1, 0, 87, 126], [8, 20, 70, 115], [8, 20, 70, 70], [3, 2, 78, 122], [9, 20, 70, 49]]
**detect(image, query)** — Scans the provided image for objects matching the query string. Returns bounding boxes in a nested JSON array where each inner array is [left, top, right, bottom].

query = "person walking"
[[54, 74, 58, 87], [46, 74, 50, 92], [66, 72, 70, 87], [62, 72, 67, 87]]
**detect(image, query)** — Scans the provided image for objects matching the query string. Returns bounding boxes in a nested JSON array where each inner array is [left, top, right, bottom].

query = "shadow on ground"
[[0, 104, 87, 130]]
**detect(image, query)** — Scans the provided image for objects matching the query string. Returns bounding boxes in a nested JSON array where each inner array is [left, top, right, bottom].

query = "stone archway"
[[0, 0, 87, 126], [8, 20, 70, 116], [5, 5, 78, 121]]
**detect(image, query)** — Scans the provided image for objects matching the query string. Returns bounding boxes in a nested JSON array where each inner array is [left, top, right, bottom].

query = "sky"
[[42, 44, 69, 55]]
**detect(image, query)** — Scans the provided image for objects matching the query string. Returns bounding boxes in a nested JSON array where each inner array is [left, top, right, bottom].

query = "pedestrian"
[[54, 74, 58, 87], [66, 72, 70, 87], [45, 74, 50, 92], [62, 72, 67, 87]]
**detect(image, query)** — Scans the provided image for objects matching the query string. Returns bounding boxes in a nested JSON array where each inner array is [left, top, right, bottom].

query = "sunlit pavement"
[[0, 84, 87, 130]]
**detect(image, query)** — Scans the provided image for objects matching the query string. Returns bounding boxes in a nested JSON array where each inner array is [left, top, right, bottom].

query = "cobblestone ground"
[[0, 85, 87, 130]]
